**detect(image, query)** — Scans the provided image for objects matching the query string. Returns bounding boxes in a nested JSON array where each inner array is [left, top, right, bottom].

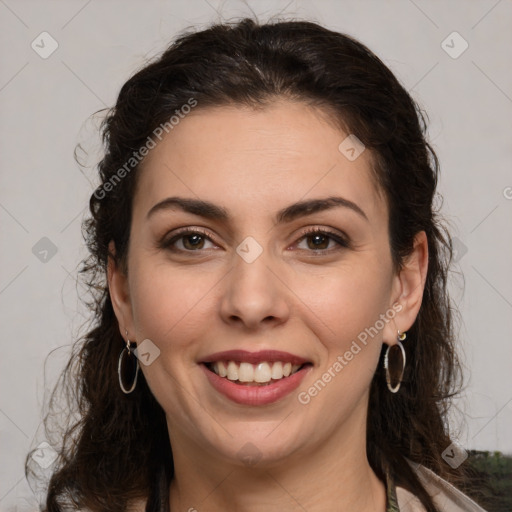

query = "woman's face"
[[110, 99, 421, 468]]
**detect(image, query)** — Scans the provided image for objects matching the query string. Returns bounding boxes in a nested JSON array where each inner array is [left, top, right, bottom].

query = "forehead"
[[134, 100, 386, 225]]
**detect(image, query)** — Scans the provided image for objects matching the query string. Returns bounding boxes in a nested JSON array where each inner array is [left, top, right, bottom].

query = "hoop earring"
[[118, 331, 139, 394], [384, 330, 407, 393]]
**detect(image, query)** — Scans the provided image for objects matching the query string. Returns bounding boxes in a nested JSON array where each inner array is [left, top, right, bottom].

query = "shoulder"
[[395, 461, 488, 512]]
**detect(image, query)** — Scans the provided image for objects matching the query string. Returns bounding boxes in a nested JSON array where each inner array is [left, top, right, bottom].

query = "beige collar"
[[395, 462, 487, 512]]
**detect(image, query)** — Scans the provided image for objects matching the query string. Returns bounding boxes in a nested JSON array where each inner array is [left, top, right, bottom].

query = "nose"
[[219, 247, 291, 331]]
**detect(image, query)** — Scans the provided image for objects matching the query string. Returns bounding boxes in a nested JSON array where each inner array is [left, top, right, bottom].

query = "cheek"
[[292, 259, 393, 400], [126, 257, 220, 421], [128, 256, 219, 346], [292, 258, 392, 344], [290, 261, 393, 431]]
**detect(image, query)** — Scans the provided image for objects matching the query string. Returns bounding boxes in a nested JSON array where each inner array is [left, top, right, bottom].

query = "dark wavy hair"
[[26, 17, 483, 512]]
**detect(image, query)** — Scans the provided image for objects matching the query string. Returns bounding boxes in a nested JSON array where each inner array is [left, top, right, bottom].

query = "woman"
[[28, 17, 488, 512]]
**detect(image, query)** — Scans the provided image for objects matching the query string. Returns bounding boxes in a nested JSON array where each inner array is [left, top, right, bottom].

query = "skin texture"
[[108, 99, 428, 511]]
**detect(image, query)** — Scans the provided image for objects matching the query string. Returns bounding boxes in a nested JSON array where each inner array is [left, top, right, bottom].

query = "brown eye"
[[182, 233, 206, 250], [160, 229, 216, 252], [304, 233, 331, 250], [295, 228, 349, 252]]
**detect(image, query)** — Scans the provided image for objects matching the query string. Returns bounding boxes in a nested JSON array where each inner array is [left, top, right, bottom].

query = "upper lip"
[[200, 350, 310, 366]]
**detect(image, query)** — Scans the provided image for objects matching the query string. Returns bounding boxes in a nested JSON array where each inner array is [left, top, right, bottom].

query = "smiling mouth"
[[204, 361, 311, 386]]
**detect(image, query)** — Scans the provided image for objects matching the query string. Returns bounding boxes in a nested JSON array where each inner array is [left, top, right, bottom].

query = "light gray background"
[[1, 0, 511, 509]]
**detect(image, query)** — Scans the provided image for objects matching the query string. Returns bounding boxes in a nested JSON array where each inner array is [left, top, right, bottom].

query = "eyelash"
[[159, 226, 350, 254]]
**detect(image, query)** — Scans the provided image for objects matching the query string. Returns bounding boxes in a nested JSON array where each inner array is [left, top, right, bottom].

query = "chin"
[[209, 426, 304, 468]]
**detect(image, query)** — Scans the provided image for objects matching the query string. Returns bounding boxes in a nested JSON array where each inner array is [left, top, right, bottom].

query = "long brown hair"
[[27, 17, 480, 511]]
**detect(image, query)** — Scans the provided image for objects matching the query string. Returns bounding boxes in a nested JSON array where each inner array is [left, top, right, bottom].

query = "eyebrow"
[[146, 196, 368, 224]]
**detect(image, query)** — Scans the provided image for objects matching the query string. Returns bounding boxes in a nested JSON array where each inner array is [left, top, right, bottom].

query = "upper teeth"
[[210, 361, 302, 383]]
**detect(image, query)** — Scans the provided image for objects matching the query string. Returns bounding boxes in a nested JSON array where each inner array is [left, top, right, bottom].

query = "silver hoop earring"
[[384, 330, 407, 393], [118, 332, 139, 394]]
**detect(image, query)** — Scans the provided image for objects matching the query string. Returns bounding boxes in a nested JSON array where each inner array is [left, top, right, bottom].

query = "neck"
[[167, 412, 386, 511]]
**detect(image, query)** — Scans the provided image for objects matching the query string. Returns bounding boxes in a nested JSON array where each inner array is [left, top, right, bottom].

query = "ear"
[[107, 240, 135, 339], [383, 231, 429, 345]]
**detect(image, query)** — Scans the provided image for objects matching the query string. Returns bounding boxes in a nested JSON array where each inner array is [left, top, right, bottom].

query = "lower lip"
[[201, 364, 311, 405]]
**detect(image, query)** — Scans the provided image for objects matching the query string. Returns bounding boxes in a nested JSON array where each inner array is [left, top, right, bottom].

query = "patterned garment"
[[385, 468, 401, 512], [383, 461, 489, 512]]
